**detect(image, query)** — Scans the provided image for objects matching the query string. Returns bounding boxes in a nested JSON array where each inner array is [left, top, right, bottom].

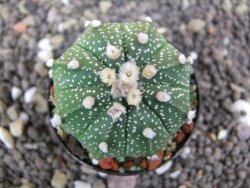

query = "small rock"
[[84, 9, 96, 20], [155, 160, 173, 175], [99, 1, 113, 14], [178, 185, 188, 188], [38, 38, 52, 51], [12, 22, 27, 33], [51, 170, 68, 188], [231, 99, 250, 116], [217, 129, 228, 140], [187, 19, 206, 33], [182, 0, 190, 9], [47, 7, 58, 23], [170, 170, 181, 179], [11, 86, 22, 100], [19, 112, 29, 124], [107, 175, 138, 188], [6, 105, 19, 121], [236, 124, 250, 140], [57, 19, 77, 32], [98, 172, 108, 178], [180, 146, 191, 159], [24, 87, 37, 103], [50, 35, 65, 49], [93, 180, 105, 188], [80, 165, 97, 175], [222, 0, 232, 13], [235, 3, 248, 16], [22, 15, 36, 26], [34, 62, 48, 77], [74, 181, 92, 188], [9, 119, 24, 137], [34, 94, 48, 113], [0, 127, 15, 149], [37, 50, 54, 63], [0, 100, 6, 113]]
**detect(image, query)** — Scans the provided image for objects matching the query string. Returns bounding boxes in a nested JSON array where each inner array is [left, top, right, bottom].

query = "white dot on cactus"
[[92, 20, 101, 27], [143, 128, 156, 139], [137, 32, 149, 44], [51, 114, 62, 128], [107, 102, 126, 121], [100, 68, 116, 86], [46, 58, 54, 68], [187, 110, 196, 123], [84, 20, 91, 27], [106, 44, 121, 60], [127, 89, 142, 106], [82, 96, 95, 109], [144, 16, 152, 22], [67, 59, 79, 69], [119, 61, 139, 82], [178, 54, 186, 64], [156, 92, 171, 102], [142, 65, 157, 79], [98, 142, 108, 153], [48, 69, 53, 78]]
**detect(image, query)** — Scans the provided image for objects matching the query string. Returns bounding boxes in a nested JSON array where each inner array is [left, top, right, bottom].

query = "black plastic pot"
[[48, 73, 200, 176]]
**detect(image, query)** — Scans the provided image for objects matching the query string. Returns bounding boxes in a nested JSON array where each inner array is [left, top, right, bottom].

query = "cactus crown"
[[52, 20, 192, 159]]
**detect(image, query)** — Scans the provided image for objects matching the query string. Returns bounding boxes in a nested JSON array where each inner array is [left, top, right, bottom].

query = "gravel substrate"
[[0, 0, 249, 188]]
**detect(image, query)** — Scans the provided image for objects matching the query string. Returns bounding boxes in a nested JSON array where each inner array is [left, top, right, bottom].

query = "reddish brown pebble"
[[148, 152, 163, 170], [13, 22, 27, 33], [139, 159, 147, 169], [174, 131, 186, 144], [112, 162, 119, 171], [124, 161, 135, 169], [181, 122, 195, 134], [178, 185, 188, 188], [165, 151, 173, 159], [208, 25, 216, 35], [99, 158, 115, 170]]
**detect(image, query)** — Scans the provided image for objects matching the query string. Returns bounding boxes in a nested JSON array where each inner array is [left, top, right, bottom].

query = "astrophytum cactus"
[[50, 19, 192, 159]]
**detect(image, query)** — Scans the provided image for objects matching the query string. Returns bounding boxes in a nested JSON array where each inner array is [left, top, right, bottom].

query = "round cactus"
[[51, 20, 192, 160]]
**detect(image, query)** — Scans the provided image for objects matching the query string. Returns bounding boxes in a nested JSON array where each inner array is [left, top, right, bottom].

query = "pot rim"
[[47, 72, 201, 176]]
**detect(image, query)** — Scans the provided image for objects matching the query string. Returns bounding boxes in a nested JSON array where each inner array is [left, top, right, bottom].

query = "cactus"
[[51, 20, 192, 160]]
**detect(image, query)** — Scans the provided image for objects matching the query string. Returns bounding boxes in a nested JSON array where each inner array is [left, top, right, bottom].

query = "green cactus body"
[[52, 20, 192, 159]]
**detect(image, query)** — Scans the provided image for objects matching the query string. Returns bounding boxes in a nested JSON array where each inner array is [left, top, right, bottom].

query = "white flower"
[[143, 128, 156, 139], [127, 89, 142, 106], [119, 61, 140, 83], [156, 91, 171, 102], [107, 102, 126, 121], [142, 65, 157, 79], [82, 96, 95, 109], [100, 68, 116, 86], [138, 32, 149, 44], [106, 44, 121, 60]]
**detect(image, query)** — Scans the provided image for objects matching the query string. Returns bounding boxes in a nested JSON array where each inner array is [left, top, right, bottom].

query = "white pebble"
[[239, 116, 250, 127], [51, 170, 68, 188], [82, 96, 95, 109], [137, 32, 149, 44], [106, 44, 121, 60], [92, 20, 101, 27], [74, 181, 92, 188], [155, 160, 173, 175], [170, 170, 181, 179], [156, 91, 171, 102], [38, 38, 52, 51], [92, 159, 99, 165], [67, 59, 79, 69], [217, 129, 228, 140], [98, 172, 108, 178], [190, 51, 198, 60], [187, 110, 196, 123], [178, 54, 186, 64], [180, 146, 191, 159], [51, 114, 62, 128], [142, 65, 157, 79], [143, 128, 156, 139], [150, 154, 160, 160], [0, 127, 15, 149], [9, 119, 24, 137], [24, 87, 37, 103], [49, 70, 53, 78], [231, 99, 250, 116], [11, 86, 22, 100], [84, 20, 91, 28], [46, 58, 54, 68], [19, 112, 29, 124], [98, 142, 108, 153], [37, 50, 53, 63], [144, 16, 152, 22]]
